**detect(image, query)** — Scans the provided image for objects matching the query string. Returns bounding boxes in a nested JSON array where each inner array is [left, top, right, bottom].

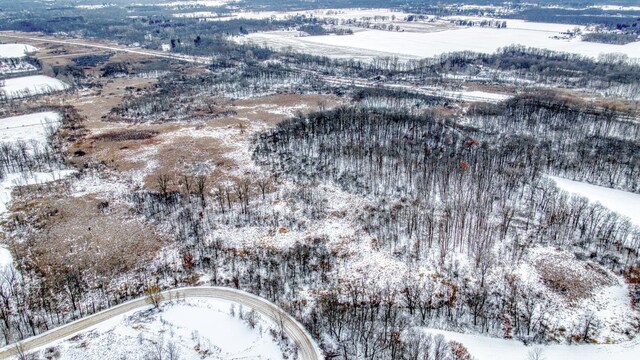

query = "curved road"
[[0, 287, 323, 360]]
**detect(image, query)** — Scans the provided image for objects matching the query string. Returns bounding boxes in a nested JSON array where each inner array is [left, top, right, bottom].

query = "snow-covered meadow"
[[24, 298, 291, 360], [0, 44, 38, 58], [1, 75, 69, 99], [237, 12, 640, 61], [0, 111, 61, 146]]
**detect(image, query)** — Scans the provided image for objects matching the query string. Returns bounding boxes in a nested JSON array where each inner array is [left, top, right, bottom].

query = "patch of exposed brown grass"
[[535, 252, 614, 301], [8, 191, 167, 286]]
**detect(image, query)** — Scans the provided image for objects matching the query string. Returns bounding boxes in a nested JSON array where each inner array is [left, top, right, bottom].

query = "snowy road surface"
[[0, 287, 323, 360]]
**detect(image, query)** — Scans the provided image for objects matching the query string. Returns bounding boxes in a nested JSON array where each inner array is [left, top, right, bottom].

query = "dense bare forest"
[[1, 1, 640, 359]]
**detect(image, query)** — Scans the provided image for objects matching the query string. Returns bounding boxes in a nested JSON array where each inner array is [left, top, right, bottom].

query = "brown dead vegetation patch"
[[535, 252, 615, 302], [7, 191, 167, 288], [70, 93, 342, 190]]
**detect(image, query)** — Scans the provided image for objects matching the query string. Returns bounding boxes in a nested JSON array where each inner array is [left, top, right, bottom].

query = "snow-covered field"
[[549, 176, 640, 227], [0, 111, 61, 145], [238, 15, 640, 61], [0, 111, 69, 214], [1, 75, 69, 99], [0, 44, 38, 58], [25, 298, 289, 360]]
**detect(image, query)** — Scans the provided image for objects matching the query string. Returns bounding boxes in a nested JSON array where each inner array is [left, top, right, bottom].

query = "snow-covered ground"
[[0, 111, 70, 214], [0, 111, 61, 145], [549, 176, 640, 227], [24, 298, 289, 360], [238, 16, 640, 61], [1, 75, 69, 99], [427, 328, 640, 360], [0, 44, 38, 58]]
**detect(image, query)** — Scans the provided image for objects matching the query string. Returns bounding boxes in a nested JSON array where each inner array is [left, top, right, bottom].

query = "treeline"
[[433, 46, 640, 87], [448, 19, 507, 28], [582, 32, 639, 45], [272, 45, 640, 100], [514, 6, 640, 27]]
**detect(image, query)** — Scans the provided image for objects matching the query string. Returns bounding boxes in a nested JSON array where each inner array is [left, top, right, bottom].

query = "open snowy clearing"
[[549, 176, 640, 227], [239, 17, 640, 61], [1, 75, 69, 99], [0, 111, 61, 145], [23, 298, 289, 360], [427, 328, 640, 360], [0, 43, 38, 58]]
